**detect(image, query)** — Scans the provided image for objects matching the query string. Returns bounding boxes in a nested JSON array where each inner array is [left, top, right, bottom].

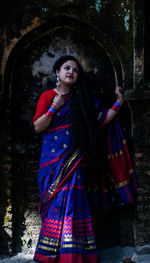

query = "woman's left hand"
[[105, 86, 124, 124], [115, 86, 124, 105]]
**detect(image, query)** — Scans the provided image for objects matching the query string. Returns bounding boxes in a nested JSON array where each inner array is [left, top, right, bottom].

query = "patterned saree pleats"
[[34, 165, 98, 263]]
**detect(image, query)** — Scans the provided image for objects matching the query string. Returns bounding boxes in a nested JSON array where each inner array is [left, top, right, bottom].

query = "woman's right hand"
[[52, 94, 65, 109]]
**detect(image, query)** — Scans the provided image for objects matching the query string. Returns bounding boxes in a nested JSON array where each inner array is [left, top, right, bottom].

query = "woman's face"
[[56, 60, 79, 87]]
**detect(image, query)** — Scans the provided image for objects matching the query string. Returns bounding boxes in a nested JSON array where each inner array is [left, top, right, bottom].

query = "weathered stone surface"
[[0, 0, 149, 256], [135, 245, 150, 255]]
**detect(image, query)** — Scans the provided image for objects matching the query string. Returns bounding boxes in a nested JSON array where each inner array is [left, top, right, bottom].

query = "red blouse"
[[33, 89, 57, 123]]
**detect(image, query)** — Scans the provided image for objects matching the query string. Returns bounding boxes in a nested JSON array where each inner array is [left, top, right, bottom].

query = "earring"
[[56, 76, 60, 87]]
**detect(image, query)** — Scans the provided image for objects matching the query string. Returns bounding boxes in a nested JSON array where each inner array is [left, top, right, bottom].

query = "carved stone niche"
[[3, 16, 134, 253]]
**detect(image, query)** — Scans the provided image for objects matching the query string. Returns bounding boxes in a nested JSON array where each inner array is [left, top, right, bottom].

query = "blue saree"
[[33, 94, 137, 263]]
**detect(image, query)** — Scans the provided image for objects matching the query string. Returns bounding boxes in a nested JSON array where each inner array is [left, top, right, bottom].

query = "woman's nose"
[[69, 68, 73, 74]]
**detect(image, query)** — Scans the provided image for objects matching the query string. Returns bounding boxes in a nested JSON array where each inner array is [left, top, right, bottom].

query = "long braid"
[[70, 75, 103, 163]]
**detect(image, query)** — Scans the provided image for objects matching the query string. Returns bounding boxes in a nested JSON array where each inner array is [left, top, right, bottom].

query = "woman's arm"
[[34, 114, 53, 133], [105, 86, 124, 125], [34, 94, 65, 133]]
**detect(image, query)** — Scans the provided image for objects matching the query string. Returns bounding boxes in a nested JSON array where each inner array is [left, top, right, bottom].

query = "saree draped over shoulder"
[[33, 91, 137, 263]]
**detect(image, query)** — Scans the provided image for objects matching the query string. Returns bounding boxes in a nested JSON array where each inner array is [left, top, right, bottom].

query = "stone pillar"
[[131, 0, 150, 246]]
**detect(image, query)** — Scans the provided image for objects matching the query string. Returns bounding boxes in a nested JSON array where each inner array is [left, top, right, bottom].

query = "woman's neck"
[[54, 85, 70, 95]]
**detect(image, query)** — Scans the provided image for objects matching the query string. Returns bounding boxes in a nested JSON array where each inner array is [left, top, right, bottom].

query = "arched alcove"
[[3, 15, 124, 98], [2, 15, 133, 253]]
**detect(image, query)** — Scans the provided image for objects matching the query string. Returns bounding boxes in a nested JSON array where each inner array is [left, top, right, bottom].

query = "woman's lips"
[[67, 75, 73, 79]]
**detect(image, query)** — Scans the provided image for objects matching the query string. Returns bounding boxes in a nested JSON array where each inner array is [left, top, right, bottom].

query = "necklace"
[[54, 88, 70, 95]]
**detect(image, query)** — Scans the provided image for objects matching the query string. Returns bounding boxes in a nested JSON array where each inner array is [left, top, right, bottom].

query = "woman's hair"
[[53, 55, 102, 163]]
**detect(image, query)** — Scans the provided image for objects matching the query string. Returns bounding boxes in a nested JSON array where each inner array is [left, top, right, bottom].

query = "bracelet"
[[51, 103, 57, 110], [46, 105, 57, 119], [112, 101, 121, 113]]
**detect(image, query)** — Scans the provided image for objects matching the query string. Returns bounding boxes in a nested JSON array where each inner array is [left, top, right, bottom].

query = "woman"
[[33, 55, 137, 263]]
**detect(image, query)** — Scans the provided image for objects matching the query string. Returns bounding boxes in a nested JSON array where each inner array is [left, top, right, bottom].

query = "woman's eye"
[[64, 66, 70, 70]]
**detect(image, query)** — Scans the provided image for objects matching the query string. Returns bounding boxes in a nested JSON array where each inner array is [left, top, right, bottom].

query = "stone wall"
[[0, 0, 149, 255], [132, 101, 150, 245]]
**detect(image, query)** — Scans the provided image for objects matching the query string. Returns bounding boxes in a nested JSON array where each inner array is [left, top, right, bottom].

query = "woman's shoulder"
[[40, 89, 57, 99], [36, 89, 57, 108], [33, 89, 57, 123]]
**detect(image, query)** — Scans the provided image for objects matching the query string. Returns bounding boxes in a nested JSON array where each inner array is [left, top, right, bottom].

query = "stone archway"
[[2, 15, 124, 98], [2, 15, 133, 254]]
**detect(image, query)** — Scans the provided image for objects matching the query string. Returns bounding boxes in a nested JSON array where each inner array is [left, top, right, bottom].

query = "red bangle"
[[112, 104, 120, 112], [46, 111, 55, 119], [46, 105, 57, 119]]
